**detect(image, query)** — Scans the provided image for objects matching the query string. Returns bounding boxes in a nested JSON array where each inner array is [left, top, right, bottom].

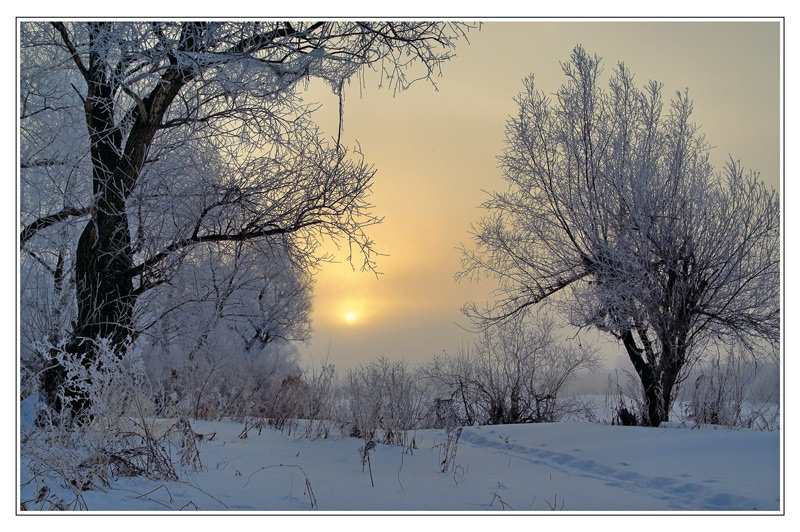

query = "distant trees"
[[459, 46, 780, 426], [19, 21, 471, 416]]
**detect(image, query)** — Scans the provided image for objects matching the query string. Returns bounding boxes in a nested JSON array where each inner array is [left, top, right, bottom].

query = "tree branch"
[[51, 22, 90, 83], [123, 221, 319, 283], [20, 206, 90, 246]]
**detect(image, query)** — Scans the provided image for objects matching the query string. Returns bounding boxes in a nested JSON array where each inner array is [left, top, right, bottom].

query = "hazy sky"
[[295, 20, 781, 372]]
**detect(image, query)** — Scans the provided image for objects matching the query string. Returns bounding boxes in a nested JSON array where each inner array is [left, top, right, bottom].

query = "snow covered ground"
[[19, 413, 781, 514]]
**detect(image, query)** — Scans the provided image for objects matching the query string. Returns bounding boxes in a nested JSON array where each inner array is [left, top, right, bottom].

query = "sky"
[[293, 19, 782, 373]]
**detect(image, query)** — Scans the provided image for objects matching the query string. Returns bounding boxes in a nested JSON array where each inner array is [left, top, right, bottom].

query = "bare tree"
[[459, 46, 779, 426], [19, 21, 472, 415]]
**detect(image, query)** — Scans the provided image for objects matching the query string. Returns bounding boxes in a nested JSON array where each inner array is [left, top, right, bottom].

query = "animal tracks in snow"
[[460, 428, 763, 511]]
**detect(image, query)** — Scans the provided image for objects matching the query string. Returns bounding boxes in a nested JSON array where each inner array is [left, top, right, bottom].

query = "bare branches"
[[50, 22, 90, 82], [126, 222, 308, 284], [20, 206, 90, 246], [424, 312, 601, 425], [459, 45, 779, 425], [20, 20, 468, 416]]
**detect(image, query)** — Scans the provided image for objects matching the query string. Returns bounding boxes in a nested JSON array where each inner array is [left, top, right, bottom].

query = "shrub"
[[423, 314, 601, 425], [684, 348, 780, 430], [21, 340, 178, 510], [344, 357, 428, 445]]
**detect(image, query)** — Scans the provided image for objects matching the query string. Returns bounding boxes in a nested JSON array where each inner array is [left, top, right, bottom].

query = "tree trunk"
[[41, 212, 138, 418], [39, 22, 203, 417], [73, 214, 136, 349], [621, 330, 664, 427]]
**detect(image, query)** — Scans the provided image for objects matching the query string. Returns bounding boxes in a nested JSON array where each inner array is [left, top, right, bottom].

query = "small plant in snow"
[[438, 427, 462, 474], [683, 348, 779, 430], [20, 483, 80, 511], [606, 369, 645, 426], [544, 493, 565, 511], [177, 417, 203, 472], [452, 464, 467, 485], [359, 440, 377, 487], [238, 417, 267, 439], [489, 491, 513, 510]]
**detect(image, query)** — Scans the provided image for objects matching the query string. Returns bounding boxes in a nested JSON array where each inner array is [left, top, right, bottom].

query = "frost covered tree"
[[459, 46, 779, 427], [19, 21, 471, 414], [134, 239, 312, 419]]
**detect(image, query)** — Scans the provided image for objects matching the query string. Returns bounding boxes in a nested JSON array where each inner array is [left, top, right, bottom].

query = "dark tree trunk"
[[73, 214, 136, 349], [621, 330, 664, 427], [39, 22, 205, 417], [621, 328, 692, 428], [41, 213, 138, 418]]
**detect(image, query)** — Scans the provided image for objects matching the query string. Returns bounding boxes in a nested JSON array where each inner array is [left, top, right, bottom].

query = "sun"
[[344, 312, 358, 324]]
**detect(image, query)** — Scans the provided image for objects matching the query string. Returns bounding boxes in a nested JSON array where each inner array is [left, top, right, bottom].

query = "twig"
[[367, 453, 374, 487], [453, 464, 467, 485], [397, 444, 404, 491], [178, 480, 229, 509], [132, 494, 173, 509], [241, 464, 317, 509], [305, 478, 317, 509], [134, 484, 174, 504], [544, 493, 564, 511], [490, 491, 514, 510], [359, 440, 377, 487]]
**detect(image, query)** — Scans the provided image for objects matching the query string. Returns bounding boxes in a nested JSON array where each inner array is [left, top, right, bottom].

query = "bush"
[[344, 357, 429, 445], [684, 348, 780, 430], [423, 314, 601, 425], [605, 369, 646, 426], [142, 336, 302, 422], [21, 340, 179, 510]]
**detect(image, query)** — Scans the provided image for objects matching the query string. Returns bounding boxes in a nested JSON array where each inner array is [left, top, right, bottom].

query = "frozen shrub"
[[684, 348, 780, 430], [21, 339, 178, 509], [344, 357, 428, 444], [233, 359, 342, 439], [423, 314, 601, 425], [264, 372, 308, 434], [301, 362, 341, 439], [141, 333, 303, 422], [438, 427, 462, 473], [605, 369, 646, 426]]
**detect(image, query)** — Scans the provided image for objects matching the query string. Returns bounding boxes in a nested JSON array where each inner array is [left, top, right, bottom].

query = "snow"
[[19, 412, 780, 515]]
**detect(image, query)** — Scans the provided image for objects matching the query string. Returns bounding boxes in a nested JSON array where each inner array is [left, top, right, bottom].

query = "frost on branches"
[[459, 45, 779, 427], [19, 21, 471, 417]]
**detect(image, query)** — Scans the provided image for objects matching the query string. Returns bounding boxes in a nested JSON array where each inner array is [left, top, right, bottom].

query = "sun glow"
[[344, 312, 358, 324]]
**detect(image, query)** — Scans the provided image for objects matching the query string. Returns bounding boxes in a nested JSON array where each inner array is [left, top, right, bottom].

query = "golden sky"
[[298, 20, 781, 371]]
